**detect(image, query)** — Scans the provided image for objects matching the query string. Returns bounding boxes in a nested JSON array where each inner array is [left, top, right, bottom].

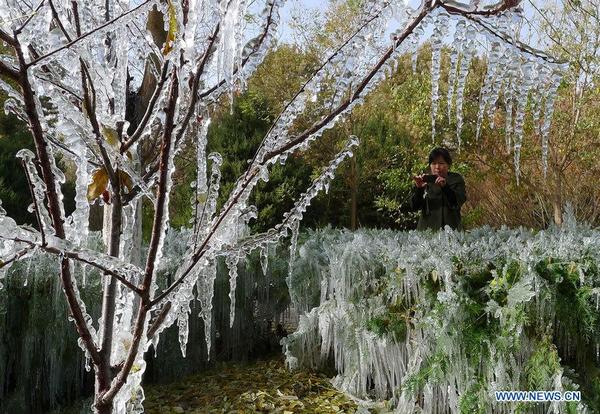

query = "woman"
[[411, 148, 466, 231]]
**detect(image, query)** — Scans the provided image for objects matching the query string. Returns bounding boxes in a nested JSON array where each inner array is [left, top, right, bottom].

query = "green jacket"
[[410, 172, 466, 231]]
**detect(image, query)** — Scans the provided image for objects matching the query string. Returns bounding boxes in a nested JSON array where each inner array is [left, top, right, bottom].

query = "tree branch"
[[123, 0, 279, 205], [454, 13, 566, 64], [142, 69, 179, 297], [245, 2, 385, 174], [80, 59, 118, 185], [173, 23, 221, 144], [440, 0, 522, 16], [0, 246, 33, 269], [0, 60, 19, 80], [98, 69, 179, 406], [14, 0, 45, 35], [0, 29, 17, 46], [196, 0, 278, 103], [48, 0, 73, 42], [121, 60, 170, 152], [25, 0, 152, 68], [14, 37, 102, 368]]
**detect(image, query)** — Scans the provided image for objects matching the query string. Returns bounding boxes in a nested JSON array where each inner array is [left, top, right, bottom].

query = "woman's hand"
[[412, 175, 427, 188], [435, 176, 447, 187]]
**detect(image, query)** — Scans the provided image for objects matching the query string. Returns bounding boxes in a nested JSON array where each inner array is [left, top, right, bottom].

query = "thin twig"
[[48, 0, 73, 42], [121, 61, 170, 152], [26, 0, 152, 68], [14, 0, 45, 35], [0, 246, 33, 269]]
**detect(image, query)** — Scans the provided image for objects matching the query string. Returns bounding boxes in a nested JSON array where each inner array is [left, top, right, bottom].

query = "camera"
[[423, 174, 438, 183]]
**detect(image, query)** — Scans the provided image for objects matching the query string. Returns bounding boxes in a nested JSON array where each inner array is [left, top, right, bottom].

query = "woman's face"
[[430, 156, 449, 177]]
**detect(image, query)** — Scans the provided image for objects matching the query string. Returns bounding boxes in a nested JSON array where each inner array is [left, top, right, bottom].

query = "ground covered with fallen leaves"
[[143, 358, 360, 413]]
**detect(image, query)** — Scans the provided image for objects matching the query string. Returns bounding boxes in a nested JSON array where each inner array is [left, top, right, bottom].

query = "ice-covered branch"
[[124, 0, 281, 205], [12, 35, 103, 369], [0, 60, 18, 79], [441, 0, 523, 16], [25, 0, 155, 68], [460, 13, 566, 64], [1, 222, 143, 291], [173, 23, 221, 145], [220, 136, 360, 258], [0, 28, 16, 46], [13, 0, 45, 35], [245, 2, 388, 173], [141, 69, 179, 294], [121, 61, 170, 152], [47, 0, 73, 42], [196, 0, 281, 102]]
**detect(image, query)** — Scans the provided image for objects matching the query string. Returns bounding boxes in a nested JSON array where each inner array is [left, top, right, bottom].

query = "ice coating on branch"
[[16, 149, 55, 235], [195, 152, 223, 238], [191, 117, 211, 243], [430, 10, 449, 141], [68, 139, 90, 247]]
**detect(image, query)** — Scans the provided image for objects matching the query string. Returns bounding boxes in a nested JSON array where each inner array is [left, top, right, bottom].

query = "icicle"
[[177, 306, 190, 357], [476, 40, 501, 140], [198, 258, 217, 358], [454, 23, 478, 148], [68, 138, 90, 247], [541, 69, 562, 177], [216, 0, 248, 103], [448, 20, 466, 121], [16, 149, 54, 235], [260, 244, 269, 275], [199, 152, 223, 233], [410, 23, 424, 73], [430, 11, 448, 141], [288, 219, 300, 279], [191, 117, 211, 244], [512, 59, 535, 184], [226, 255, 240, 328]]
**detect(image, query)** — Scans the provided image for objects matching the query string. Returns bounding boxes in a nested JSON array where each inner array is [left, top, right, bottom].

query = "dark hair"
[[428, 147, 452, 165]]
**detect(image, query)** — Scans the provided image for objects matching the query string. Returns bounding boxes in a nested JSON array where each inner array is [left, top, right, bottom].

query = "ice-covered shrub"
[[284, 215, 600, 413]]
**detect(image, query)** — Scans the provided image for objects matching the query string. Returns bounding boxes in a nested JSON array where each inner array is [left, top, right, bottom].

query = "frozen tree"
[[0, 0, 565, 412]]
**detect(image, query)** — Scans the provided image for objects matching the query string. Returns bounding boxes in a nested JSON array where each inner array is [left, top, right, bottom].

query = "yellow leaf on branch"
[[101, 124, 119, 148], [118, 170, 133, 192], [87, 168, 109, 201], [163, 0, 177, 55]]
